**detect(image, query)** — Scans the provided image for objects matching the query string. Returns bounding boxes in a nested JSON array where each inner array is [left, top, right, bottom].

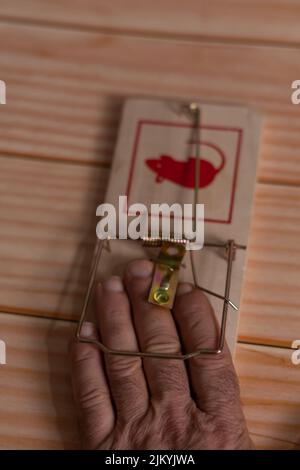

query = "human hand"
[[71, 259, 252, 450]]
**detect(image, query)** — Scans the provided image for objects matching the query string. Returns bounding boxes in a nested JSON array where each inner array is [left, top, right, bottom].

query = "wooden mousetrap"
[[77, 98, 262, 359]]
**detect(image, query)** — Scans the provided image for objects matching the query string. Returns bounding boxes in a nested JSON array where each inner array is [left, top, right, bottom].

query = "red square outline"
[[125, 119, 243, 224]]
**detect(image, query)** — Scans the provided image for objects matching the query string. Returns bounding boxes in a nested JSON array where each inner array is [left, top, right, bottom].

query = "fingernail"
[[128, 260, 153, 278], [81, 321, 96, 337], [102, 275, 124, 292], [177, 283, 193, 296]]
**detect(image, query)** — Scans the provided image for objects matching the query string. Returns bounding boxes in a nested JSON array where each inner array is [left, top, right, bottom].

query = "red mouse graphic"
[[145, 142, 225, 189]]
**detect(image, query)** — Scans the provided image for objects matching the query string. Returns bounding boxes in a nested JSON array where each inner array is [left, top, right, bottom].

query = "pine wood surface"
[[0, 23, 300, 184], [0, 1, 300, 46], [0, 3, 299, 450]]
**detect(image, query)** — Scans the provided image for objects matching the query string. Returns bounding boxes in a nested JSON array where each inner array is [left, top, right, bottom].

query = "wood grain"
[[0, 155, 109, 320], [0, 1, 300, 46], [239, 184, 300, 347], [0, 23, 300, 184], [0, 1, 298, 452], [0, 313, 79, 449], [236, 343, 300, 448], [1, 156, 299, 347], [0, 312, 298, 449], [250, 434, 300, 450]]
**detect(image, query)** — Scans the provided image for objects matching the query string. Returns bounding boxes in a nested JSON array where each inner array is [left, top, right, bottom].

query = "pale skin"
[[70, 259, 253, 450]]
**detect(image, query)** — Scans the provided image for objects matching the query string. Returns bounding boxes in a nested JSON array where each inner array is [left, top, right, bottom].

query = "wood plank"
[[239, 184, 300, 347], [0, 313, 298, 449], [0, 23, 300, 184], [0, 155, 109, 320], [0, 313, 79, 449], [236, 343, 300, 448], [0, 1, 300, 46], [1, 155, 299, 347], [250, 434, 300, 450]]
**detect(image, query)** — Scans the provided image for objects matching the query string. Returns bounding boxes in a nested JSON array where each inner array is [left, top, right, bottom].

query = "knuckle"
[[184, 307, 215, 329], [144, 329, 181, 354], [107, 355, 142, 377], [103, 308, 128, 333], [71, 343, 97, 364], [181, 313, 219, 349], [76, 381, 109, 411], [179, 292, 212, 317]]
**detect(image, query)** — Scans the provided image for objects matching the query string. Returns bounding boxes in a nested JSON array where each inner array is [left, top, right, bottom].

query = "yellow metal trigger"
[[148, 240, 186, 309]]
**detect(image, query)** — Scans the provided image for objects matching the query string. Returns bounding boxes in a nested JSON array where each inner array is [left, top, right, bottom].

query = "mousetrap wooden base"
[[86, 98, 262, 355]]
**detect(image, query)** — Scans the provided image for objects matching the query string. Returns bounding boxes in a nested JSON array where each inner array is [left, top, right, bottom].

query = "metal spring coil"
[[142, 237, 187, 247]]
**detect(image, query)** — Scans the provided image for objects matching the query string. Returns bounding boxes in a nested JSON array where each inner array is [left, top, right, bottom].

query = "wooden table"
[[0, 1, 299, 449]]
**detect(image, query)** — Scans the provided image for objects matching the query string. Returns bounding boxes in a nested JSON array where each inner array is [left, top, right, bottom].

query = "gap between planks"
[[2, 150, 300, 189], [249, 432, 300, 449], [1, 16, 300, 51], [0, 149, 111, 169]]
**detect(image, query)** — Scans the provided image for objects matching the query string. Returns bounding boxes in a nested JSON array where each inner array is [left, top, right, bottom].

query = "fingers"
[[70, 322, 114, 447], [173, 284, 241, 415], [124, 260, 190, 402], [96, 276, 149, 420]]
